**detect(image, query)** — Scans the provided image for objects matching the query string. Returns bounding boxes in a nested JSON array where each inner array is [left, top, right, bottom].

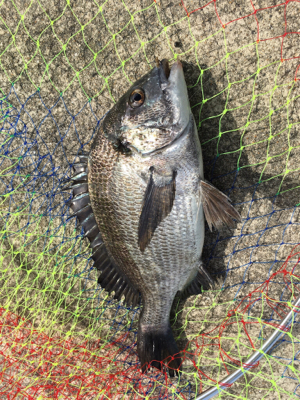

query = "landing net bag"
[[0, 1, 299, 398]]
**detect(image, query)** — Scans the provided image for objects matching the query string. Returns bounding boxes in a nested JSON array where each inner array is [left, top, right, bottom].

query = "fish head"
[[101, 59, 191, 155]]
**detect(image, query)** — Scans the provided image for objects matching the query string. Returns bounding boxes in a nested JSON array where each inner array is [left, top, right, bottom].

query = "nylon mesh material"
[[0, 0, 300, 398]]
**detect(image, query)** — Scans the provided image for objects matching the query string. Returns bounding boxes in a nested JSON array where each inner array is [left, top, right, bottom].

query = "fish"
[[64, 59, 241, 376]]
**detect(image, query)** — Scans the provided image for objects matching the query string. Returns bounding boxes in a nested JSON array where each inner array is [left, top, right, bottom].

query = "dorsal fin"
[[64, 153, 141, 307]]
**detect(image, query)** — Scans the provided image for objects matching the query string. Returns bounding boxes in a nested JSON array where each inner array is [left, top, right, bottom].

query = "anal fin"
[[182, 261, 214, 297]]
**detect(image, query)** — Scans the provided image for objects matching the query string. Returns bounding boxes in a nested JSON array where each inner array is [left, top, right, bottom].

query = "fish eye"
[[129, 88, 145, 108]]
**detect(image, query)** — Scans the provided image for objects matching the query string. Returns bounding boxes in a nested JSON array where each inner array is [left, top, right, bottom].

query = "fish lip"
[[159, 59, 170, 80], [159, 59, 171, 86], [159, 59, 183, 82], [159, 60, 184, 93], [167, 60, 184, 88]]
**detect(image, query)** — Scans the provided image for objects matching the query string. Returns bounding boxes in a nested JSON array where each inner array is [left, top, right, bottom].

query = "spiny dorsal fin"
[[65, 154, 141, 307], [138, 167, 176, 252], [200, 180, 241, 231]]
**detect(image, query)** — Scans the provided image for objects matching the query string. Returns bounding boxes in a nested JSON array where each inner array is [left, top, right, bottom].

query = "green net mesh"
[[0, 0, 300, 398]]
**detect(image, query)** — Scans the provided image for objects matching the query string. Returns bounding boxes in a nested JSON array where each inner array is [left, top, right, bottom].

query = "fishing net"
[[0, 0, 300, 398]]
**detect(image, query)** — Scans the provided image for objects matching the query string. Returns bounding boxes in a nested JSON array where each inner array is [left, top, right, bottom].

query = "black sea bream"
[[66, 60, 240, 376]]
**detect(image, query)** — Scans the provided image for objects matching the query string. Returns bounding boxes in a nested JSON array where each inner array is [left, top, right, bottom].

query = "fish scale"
[[89, 117, 206, 373], [68, 59, 240, 376], [89, 131, 146, 294]]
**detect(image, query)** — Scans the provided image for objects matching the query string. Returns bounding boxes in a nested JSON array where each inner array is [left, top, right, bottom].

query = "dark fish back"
[[66, 143, 140, 306], [88, 127, 143, 304]]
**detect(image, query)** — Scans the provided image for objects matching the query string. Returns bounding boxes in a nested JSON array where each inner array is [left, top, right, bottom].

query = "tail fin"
[[137, 323, 182, 377]]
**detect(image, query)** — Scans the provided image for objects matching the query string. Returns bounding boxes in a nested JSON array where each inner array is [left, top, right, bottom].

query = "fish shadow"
[[169, 61, 299, 359]]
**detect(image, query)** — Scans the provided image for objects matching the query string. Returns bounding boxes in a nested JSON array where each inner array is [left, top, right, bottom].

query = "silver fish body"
[[66, 60, 240, 375]]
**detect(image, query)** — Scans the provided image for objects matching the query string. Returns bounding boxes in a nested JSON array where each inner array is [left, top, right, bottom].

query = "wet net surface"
[[0, 0, 300, 398]]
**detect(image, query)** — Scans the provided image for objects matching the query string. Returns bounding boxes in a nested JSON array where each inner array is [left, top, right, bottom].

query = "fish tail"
[[137, 321, 182, 377]]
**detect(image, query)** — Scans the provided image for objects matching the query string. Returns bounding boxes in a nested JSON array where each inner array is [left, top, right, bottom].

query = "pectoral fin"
[[138, 167, 176, 252], [200, 180, 241, 231]]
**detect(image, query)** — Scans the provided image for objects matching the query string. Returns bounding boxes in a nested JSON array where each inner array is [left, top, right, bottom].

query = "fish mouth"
[[158, 59, 171, 85], [160, 59, 171, 80], [158, 59, 185, 92]]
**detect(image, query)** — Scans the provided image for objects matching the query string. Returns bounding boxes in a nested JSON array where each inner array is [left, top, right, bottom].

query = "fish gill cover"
[[0, 0, 299, 399]]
